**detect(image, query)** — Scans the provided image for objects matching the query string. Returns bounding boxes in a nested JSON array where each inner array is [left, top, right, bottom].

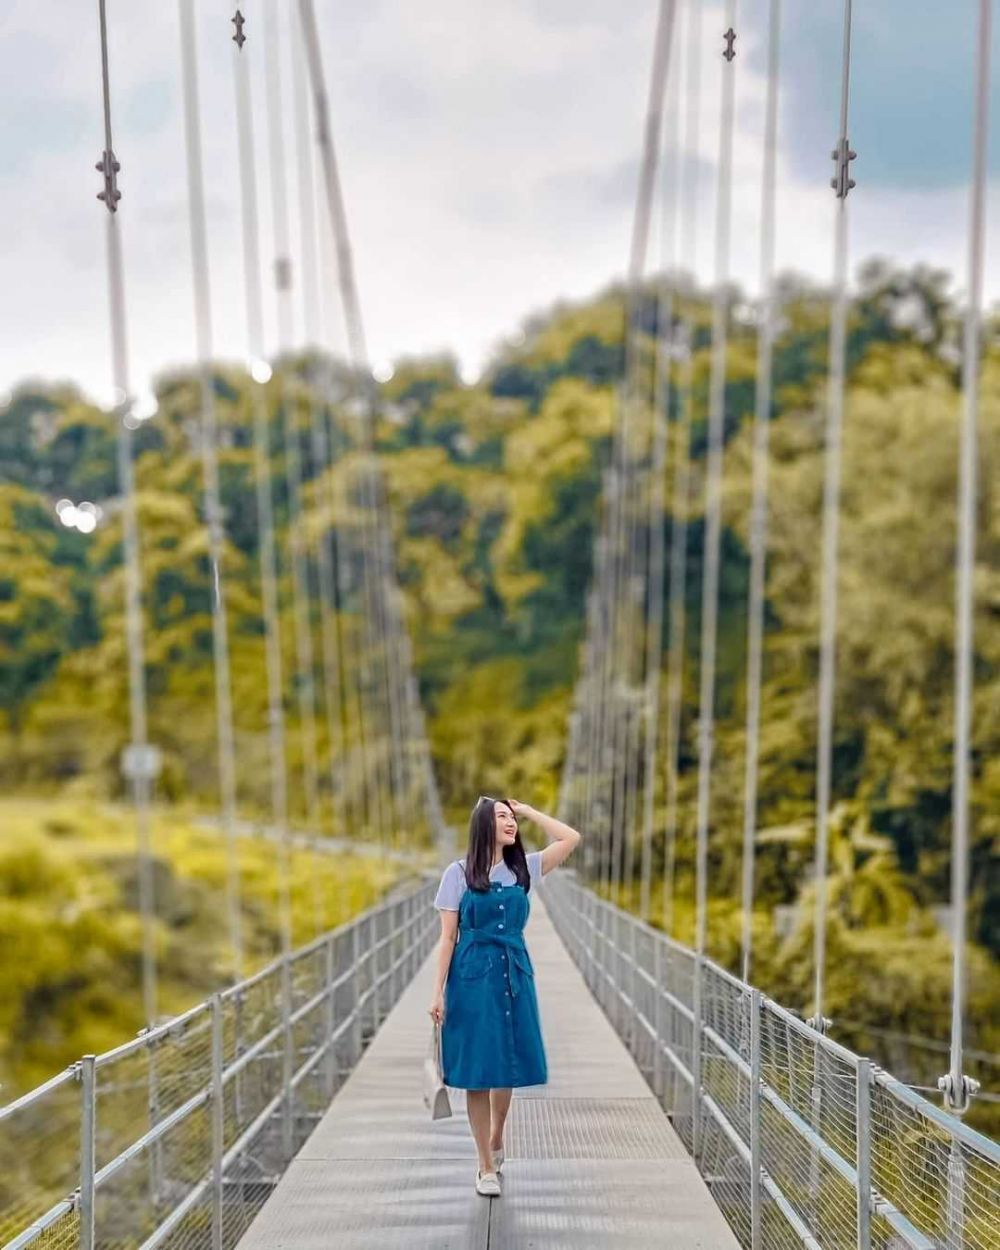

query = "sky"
[[1, 0, 998, 407]]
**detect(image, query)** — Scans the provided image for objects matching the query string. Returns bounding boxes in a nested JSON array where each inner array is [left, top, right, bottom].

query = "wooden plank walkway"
[[236, 878, 741, 1249]]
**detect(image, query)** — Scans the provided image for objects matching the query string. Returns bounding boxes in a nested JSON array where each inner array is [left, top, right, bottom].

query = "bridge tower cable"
[[261, 0, 324, 921], [95, 0, 159, 1029], [608, 0, 678, 905], [811, 0, 855, 1034], [176, 0, 244, 979], [296, 0, 396, 854], [739, 0, 782, 987], [228, 3, 294, 958], [297, 0, 445, 860], [289, 3, 352, 885], [661, 0, 702, 939], [691, 0, 738, 1161], [940, 0, 993, 1126]]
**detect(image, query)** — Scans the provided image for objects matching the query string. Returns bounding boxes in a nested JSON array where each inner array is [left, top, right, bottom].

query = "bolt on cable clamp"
[[806, 1014, 832, 1035], [723, 28, 737, 61], [830, 137, 857, 198], [96, 149, 121, 212], [937, 1071, 980, 1115]]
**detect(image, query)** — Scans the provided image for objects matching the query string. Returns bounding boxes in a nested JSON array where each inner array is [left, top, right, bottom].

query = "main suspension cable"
[[95, 0, 159, 1026], [739, 0, 782, 986]]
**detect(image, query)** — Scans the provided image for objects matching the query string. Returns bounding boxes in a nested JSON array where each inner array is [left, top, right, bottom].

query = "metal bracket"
[[937, 1071, 980, 1116], [723, 27, 737, 62], [806, 1014, 832, 1035], [830, 137, 857, 198], [232, 9, 246, 49], [96, 149, 121, 213]]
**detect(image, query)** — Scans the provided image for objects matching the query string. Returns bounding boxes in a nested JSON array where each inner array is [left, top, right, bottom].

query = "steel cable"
[[739, 0, 782, 987]]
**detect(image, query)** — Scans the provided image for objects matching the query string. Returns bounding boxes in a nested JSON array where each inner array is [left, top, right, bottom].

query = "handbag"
[[423, 1020, 452, 1120]]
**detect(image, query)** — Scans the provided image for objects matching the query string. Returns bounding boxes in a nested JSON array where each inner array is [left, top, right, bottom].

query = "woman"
[[430, 796, 581, 1196]]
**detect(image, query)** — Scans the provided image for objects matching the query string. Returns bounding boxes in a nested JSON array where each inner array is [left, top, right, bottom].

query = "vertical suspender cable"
[[262, 2, 323, 882], [692, 0, 738, 1159], [640, 2, 684, 924], [740, 0, 781, 986], [95, 0, 158, 1025], [812, 0, 855, 1032], [661, 0, 702, 938], [177, 0, 243, 978], [230, 16, 293, 958], [941, 0, 992, 1119]]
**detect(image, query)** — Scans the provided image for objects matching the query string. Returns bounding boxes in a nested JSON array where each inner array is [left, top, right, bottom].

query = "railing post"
[[692, 953, 703, 1163], [79, 1055, 96, 1250], [750, 989, 762, 1250], [856, 1057, 871, 1250], [210, 992, 223, 1250], [324, 933, 337, 1098], [350, 917, 362, 1063], [281, 952, 294, 1162], [652, 937, 664, 1102], [663, 939, 676, 1116], [627, 913, 638, 1054], [946, 1138, 967, 1250]]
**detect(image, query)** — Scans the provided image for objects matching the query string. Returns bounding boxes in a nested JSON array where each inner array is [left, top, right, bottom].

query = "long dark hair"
[[463, 795, 532, 894]]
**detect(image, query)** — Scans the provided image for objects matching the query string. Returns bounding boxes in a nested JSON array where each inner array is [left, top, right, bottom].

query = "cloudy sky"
[[1, 0, 997, 405]]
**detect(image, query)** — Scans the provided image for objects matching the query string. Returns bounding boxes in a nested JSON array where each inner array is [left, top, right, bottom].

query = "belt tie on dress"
[[464, 930, 532, 998]]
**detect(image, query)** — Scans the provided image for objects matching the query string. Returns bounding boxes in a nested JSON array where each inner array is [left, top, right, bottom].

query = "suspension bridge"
[[1, 0, 998, 1248]]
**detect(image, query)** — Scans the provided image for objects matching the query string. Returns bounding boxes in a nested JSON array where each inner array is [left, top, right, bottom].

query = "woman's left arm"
[[509, 801, 581, 876]]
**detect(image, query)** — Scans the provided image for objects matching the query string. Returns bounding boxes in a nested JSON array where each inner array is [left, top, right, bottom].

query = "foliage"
[[0, 259, 997, 1127]]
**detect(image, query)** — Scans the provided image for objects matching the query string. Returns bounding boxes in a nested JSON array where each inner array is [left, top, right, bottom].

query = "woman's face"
[[492, 801, 518, 847]]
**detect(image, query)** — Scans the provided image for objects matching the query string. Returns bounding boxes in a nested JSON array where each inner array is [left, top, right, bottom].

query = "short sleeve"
[[434, 861, 466, 911], [527, 850, 544, 887]]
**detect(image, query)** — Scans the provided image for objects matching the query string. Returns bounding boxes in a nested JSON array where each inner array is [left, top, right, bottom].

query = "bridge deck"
[[236, 879, 740, 1249]]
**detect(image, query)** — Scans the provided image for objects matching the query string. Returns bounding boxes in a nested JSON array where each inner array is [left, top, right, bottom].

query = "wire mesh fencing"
[[1, 877, 438, 1250], [543, 868, 1000, 1250]]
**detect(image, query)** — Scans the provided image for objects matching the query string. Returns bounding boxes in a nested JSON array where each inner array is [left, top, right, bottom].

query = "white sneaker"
[[476, 1169, 501, 1197], [491, 1146, 504, 1174]]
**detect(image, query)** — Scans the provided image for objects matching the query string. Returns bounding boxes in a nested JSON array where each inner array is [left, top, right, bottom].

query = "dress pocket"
[[456, 946, 491, 979], [512, 947, 534, 979]]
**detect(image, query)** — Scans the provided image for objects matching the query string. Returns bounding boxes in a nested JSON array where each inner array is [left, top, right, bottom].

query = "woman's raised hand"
[[508, 798, 535, 818]]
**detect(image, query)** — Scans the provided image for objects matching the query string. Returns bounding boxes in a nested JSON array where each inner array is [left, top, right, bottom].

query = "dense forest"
[[0, 258, 997, 1131]]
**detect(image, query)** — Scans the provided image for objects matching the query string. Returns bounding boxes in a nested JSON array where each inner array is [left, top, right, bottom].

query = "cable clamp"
[[232, 9, 246, 50], [806, 1014, 832, 1035], [723, 28, 737, 62], [830, 137, 857, 198], [96, 149, 121, 213], [937, 1072, 980, 1115]]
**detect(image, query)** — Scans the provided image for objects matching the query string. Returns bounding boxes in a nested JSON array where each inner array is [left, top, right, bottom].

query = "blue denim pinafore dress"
[[441, 876, 548, 1090]]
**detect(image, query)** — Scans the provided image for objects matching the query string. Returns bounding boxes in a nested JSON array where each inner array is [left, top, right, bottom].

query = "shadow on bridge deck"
[[235, 878, 740, 1249]]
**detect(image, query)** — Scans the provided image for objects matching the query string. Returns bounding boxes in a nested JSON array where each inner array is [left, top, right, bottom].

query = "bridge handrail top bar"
[[0, 1063, 78, 1122], [875, 1067, 1000, 1163]]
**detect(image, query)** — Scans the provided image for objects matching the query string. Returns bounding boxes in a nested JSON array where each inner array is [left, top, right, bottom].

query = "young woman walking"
[[430, 796, 581, 1196]]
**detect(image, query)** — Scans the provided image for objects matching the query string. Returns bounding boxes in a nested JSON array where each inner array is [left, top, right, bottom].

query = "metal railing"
[[0, 877, 439, 1250], [543, 869, 999, 1250]]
